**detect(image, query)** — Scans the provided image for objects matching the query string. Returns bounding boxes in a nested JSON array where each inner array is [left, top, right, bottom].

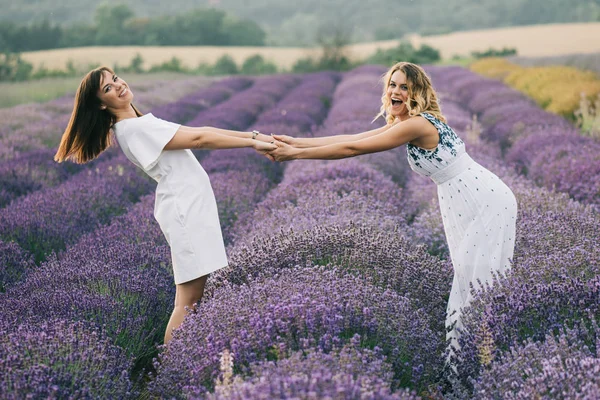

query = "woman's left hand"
[[269, 140, 299, 162]]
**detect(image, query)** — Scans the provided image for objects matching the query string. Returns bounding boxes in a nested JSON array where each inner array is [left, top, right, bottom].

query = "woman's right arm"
[[164, 126, 275, 152], [276, 124, 393, 148]]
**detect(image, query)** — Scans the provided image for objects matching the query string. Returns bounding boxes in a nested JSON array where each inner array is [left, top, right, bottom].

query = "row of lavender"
[[426, 66, 600, 208], [0, 72, 341, 397]]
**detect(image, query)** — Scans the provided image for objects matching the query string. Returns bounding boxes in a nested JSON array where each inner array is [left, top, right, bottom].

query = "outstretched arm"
[[164, 126, 276, 152], [270, 117, 425, 161], [273, 123, 393, 148], [187, 126, 273, 143]]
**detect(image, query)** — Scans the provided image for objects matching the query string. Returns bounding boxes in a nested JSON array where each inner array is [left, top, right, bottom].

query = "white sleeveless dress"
[[113, 113, 228, 284], [407, 112, 517, 358]]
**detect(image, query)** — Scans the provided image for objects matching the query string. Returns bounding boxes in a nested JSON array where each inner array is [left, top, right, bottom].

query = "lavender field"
[[0, 65, 598, 399]]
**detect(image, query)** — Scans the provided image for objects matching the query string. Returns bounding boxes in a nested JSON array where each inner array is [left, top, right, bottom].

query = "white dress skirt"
[[407, 113, 518, 360], [113, 113, 228, 284]]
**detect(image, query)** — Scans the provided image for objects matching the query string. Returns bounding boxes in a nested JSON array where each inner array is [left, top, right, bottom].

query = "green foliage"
[[223, 17, 266, 46], [211, 55, 238, 75], [292, 52, 353, 73], [472, 47, 518, 59], [366, 42, 441, 66], [374, 25, 405, 41], [60, 23, 97, 48], [94, 4, 134, 45], [115, 53, 145, 74], [0, 52, 33, 81], [241, 54, 277, 75], [0, 19, 62, 52], [293, 24, 355, 73], [148, 57, 188, 73], [0, 0, 598, 47], [0, 4, 266, 52]]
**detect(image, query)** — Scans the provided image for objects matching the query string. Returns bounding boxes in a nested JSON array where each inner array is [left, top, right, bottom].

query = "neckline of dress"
[[114, 113, 153, 127]]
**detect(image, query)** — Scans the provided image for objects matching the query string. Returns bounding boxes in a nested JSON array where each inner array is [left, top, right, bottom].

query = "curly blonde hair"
[[374, 62, 446, 125]]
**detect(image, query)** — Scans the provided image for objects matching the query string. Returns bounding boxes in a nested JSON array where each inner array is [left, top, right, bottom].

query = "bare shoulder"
[[392, 115, 436, 135]]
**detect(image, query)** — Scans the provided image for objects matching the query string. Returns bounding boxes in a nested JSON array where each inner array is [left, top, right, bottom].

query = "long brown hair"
[[54, 66, 142, 163], [374, 62, 446, 125]]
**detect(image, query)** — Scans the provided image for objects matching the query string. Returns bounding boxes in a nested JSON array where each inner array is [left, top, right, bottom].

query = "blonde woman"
[[269, 62, 518, 365], [55, 66, 276, 344]]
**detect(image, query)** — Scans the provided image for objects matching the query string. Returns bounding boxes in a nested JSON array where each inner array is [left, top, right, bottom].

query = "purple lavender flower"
[[472, 324, 600, 399], [0, 319, 136, 398], [2, 240, 174, 370], [0, 239, 35, 292], [0, 155, 154, 261], [149, 266, 442, 397], [207, 337, 419, 400]]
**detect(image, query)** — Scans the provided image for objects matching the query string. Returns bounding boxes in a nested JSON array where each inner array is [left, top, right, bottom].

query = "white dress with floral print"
[[407, 112, 517, 358]]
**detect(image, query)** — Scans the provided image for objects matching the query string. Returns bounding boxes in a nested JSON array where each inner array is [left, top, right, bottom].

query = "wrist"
[[254, 132, 268, 142], [251, 130, 260, 140]]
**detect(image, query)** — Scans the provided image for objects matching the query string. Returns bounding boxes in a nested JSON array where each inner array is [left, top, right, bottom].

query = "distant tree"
[[367, 42, 440, 66], [314, 23, 353, 71], [94, 4, 135, 45], [241, 54, 277, 74], [374, 25, 406, 41], [212, 54, 238, 75], [118, 53, 145, 73], [0, 52, 33, 81], [291, 57, 318, 73], [0, 20, 61, 52], [472, 47, 518, 58], [60, 23, 97, 47], [148, 57, 187, 73], [269, 13, 319, 47], [224, 18, 266, 46], [123, 17, 153, 46]]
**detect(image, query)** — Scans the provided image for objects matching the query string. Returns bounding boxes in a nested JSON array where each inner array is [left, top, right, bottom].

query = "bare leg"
[[164, 275, 208, 344]]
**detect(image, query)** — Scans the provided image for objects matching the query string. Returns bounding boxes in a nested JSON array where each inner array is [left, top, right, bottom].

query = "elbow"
[[192, 132, 208, 149], [345, 144, 363, 158]]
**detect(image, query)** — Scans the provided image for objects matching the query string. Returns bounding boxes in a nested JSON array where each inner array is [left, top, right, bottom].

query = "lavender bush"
[[0, 239, 35, 292], [150, 267, 442, 398], [0, 155, 153, 262], [2, 240, 173, 372], [0, 319, 135, 399], [207, 223, 451, 332], [208, 337, 419, 400], [0, 147, 119, 208], [472, 323, 600, 399]]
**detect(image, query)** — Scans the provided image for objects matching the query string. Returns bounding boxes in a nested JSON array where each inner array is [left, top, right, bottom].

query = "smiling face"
[[387, 70, 410, 120], [97, 70, 133, 113]]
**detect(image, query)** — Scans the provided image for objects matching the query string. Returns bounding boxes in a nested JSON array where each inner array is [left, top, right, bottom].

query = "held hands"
[[252, 139, 278, 158], [252, 133, 300, 162]]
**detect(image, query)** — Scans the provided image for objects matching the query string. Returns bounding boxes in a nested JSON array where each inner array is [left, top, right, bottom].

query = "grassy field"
[[21, 22, 600, 72], [0, 72, 197, 108]]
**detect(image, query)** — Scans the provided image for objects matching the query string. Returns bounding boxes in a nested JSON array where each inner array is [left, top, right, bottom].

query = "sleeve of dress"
[[129, 113, 181, 171]]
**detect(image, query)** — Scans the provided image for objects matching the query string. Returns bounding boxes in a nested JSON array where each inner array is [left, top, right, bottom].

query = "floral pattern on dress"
[[406, 112, 465, 170]]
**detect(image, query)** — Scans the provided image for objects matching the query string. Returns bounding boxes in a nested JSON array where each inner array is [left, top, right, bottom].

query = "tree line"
[[0, 4, 266, 53]]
